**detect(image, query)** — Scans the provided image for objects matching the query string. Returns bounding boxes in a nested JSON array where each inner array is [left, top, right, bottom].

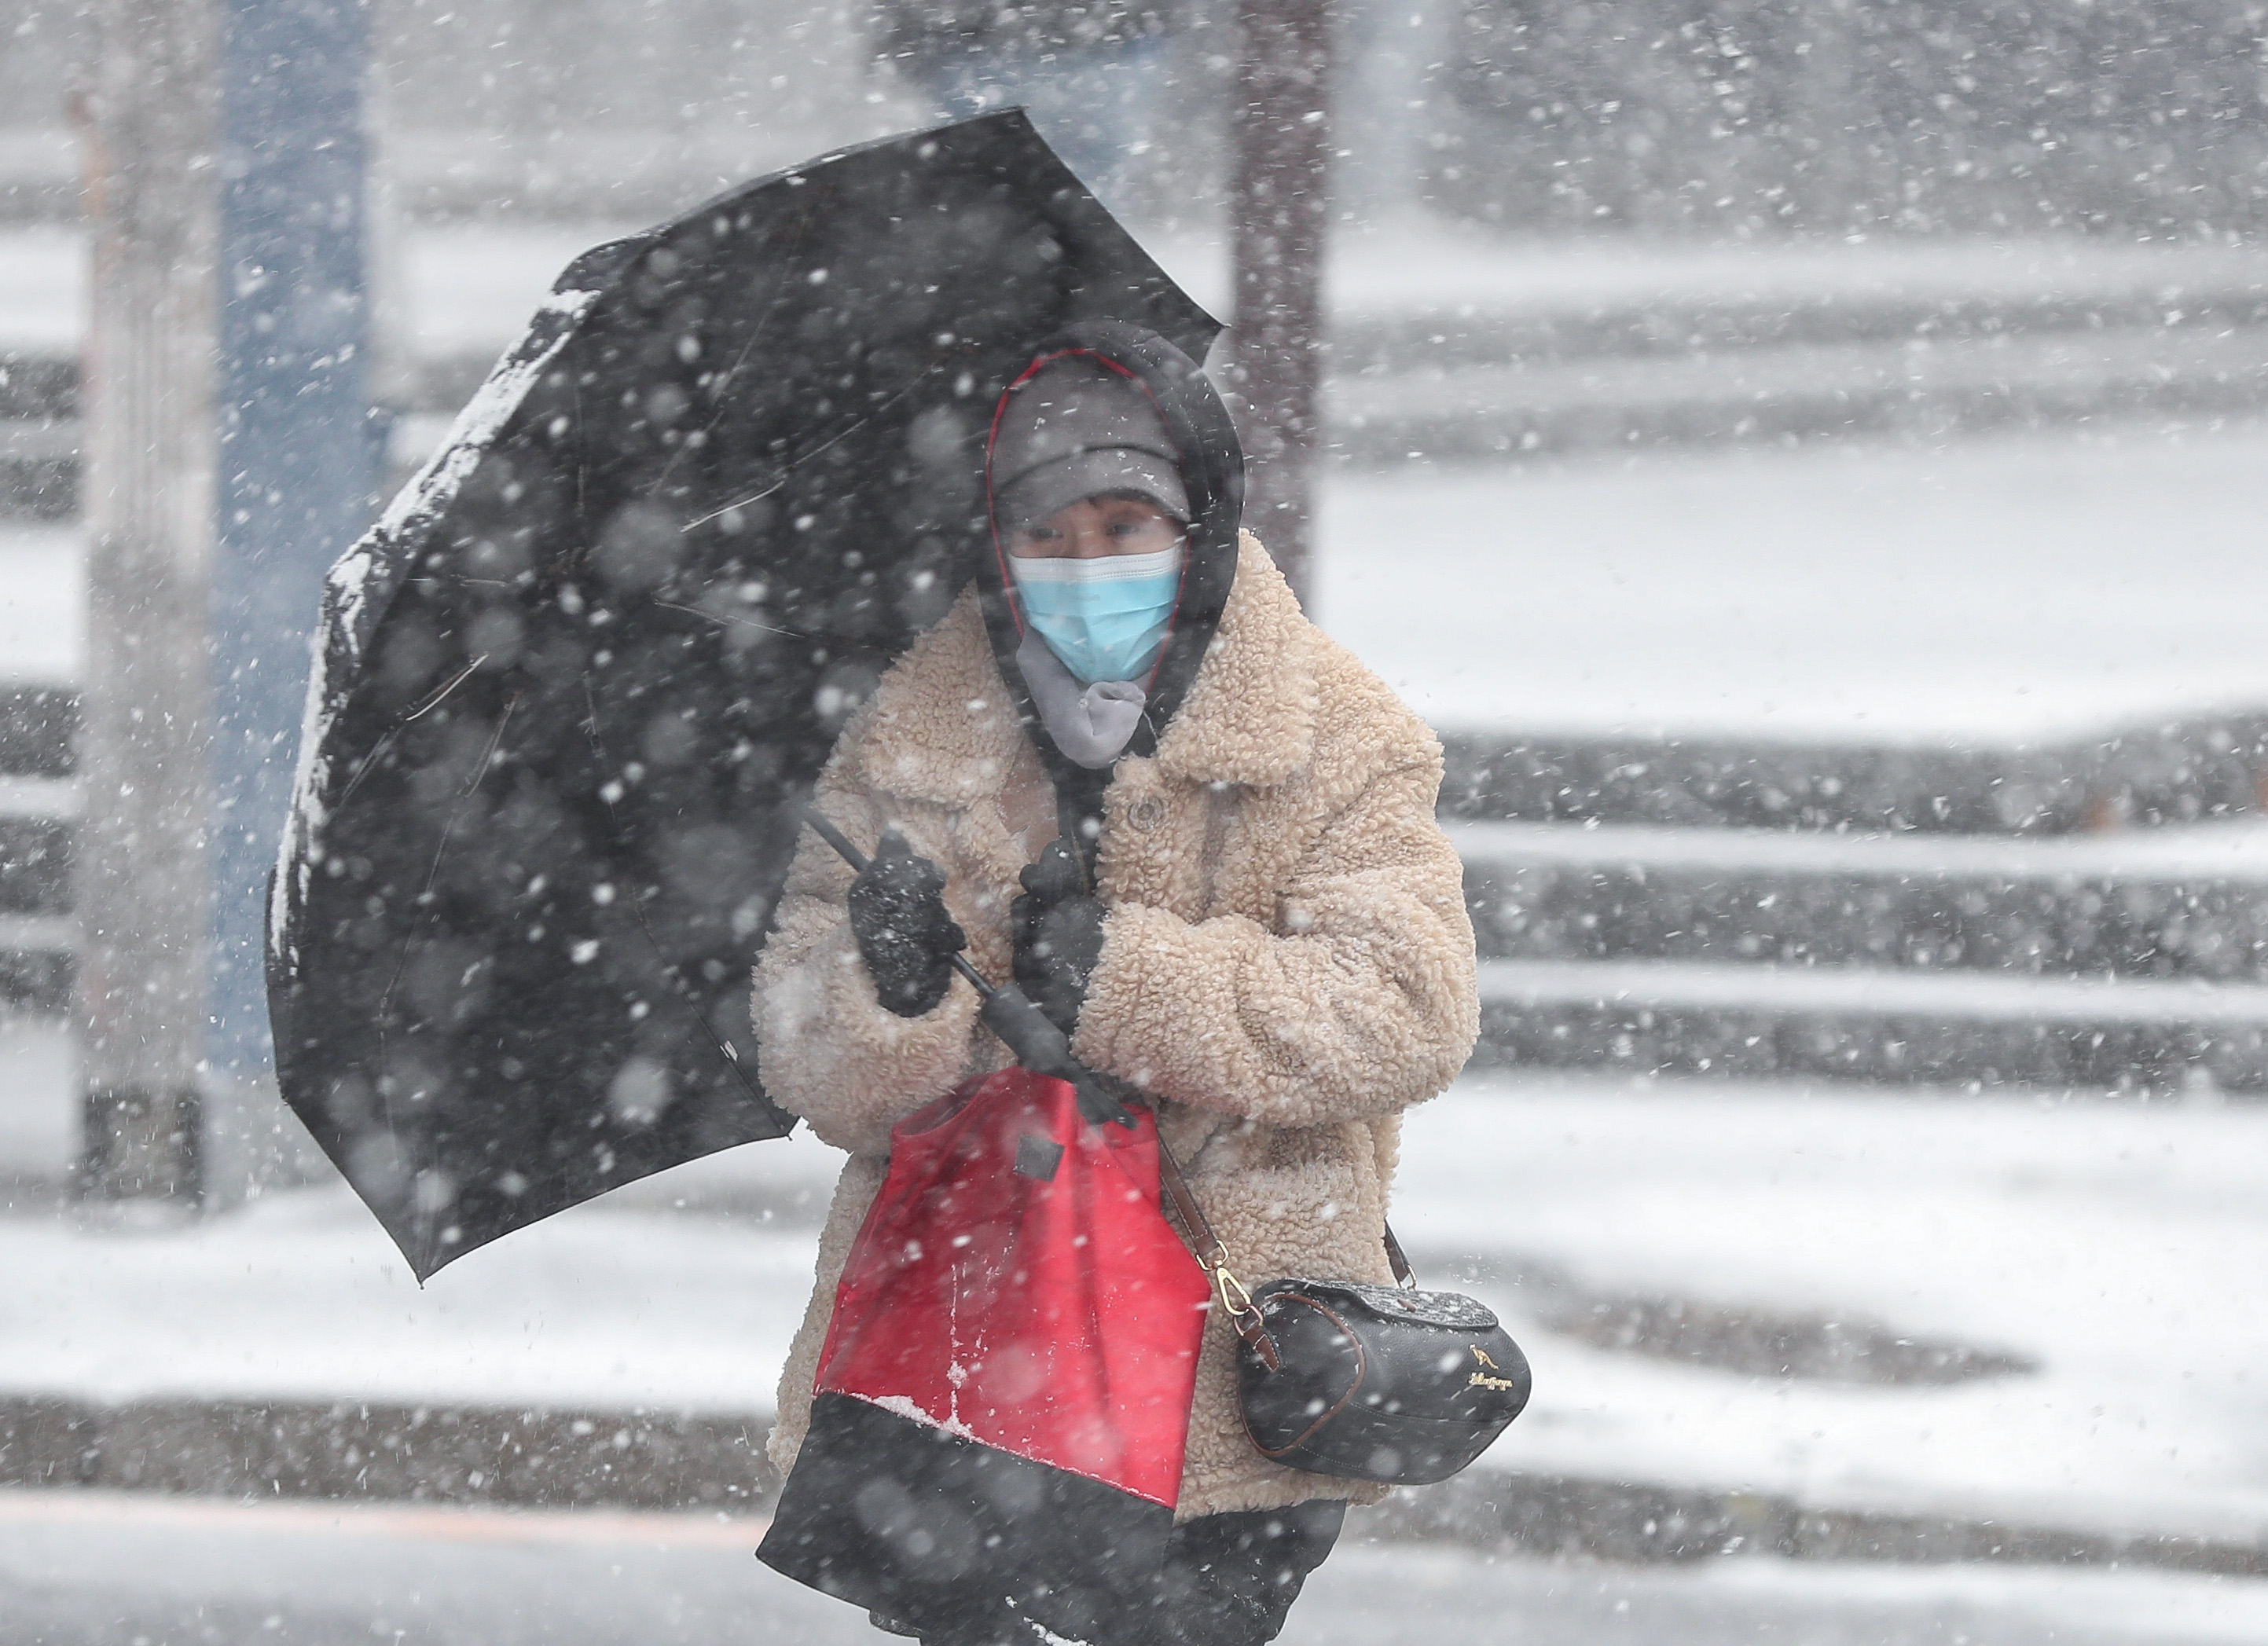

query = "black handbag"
[[1155, 1133, 1532, 1487]]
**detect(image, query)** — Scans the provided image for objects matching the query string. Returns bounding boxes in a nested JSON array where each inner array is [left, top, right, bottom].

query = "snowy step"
[[0, 687, 69, 779], [0, 416, 73, 520], [0, 808, 68, 911], [0, 354, 73, 420], [1473, 956, 2268, 1090], [0, 524, 77, 790], [1331, 258, 2268, 377], [1459, 819, 2268, 981], [0, 912, 71, 1012], [1439, 716, 2268, 834], [1330, 321, 2268, 464], [0, 351, 75, 522]]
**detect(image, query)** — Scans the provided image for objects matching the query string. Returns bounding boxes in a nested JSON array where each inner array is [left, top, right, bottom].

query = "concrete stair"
[[1332, 305, 2268, 464], [1439, 720, 2268, 834], [0, 673, 71, 1014], [1459, 817, 2268, 1091], [0, 354, 73, 521]]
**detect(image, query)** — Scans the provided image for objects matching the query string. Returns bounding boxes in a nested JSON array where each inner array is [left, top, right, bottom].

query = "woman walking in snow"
[[753, 321, 1480, 1645]]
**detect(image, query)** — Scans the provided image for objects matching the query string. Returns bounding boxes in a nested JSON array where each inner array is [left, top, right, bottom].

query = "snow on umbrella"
[[267, 112, 1222, 1280]]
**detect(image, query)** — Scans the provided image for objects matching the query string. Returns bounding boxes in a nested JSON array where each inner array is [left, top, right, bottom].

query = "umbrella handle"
[[802, 805, 995, 1002], [800, 806, 1133, 1128]]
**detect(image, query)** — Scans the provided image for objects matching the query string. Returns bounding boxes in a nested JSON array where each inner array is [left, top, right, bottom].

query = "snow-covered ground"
[[1450, 816, 2268, 878], [1316, 228, 2268, 324], [1401, 1070, 2268, 1542], [8, 1011, 2267, 1547], [0, 1019, 837, 1411], [0, 526, 78, 685], [1476, 955, 2268, 1024], [2, 1176, 825, 1412], [1318, 421, 2268, 742], [13, 1490, 2268, 1645], [0, 224, 79, 354]]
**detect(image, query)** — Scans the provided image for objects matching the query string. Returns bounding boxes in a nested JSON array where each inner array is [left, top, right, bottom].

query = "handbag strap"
[[1149, 1114, 1416, 1374], [1011, 834, 1412, 1291]]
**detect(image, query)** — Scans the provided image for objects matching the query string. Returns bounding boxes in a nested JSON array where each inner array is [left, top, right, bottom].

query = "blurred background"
[[9, 2, 2268, 1641]]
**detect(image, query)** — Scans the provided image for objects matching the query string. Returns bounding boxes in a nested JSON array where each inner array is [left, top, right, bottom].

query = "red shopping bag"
[[759, 1068, 1213, 1634]]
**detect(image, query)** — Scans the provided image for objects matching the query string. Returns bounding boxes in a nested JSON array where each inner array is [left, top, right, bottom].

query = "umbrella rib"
[[334, 728, 402, 813], [677, 477, 786, 534], [409, 656, 490, 723], [333, 654, 492, 812], [649, 598, 802, 639]]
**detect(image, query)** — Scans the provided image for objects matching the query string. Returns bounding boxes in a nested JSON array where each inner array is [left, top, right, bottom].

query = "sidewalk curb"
[[6, 1394, 2264, 1578], [0, 1395, 771, 1512]]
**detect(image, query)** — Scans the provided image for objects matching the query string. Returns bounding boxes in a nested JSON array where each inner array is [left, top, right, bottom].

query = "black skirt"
[[870, 1497, 1347, 1646]]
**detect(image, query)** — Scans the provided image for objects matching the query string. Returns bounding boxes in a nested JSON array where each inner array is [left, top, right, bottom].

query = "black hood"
[[975, 319, 1246, 805]]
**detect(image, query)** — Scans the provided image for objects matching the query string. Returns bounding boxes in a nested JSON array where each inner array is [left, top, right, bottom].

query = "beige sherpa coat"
[[752, 533, 1480, 1520]]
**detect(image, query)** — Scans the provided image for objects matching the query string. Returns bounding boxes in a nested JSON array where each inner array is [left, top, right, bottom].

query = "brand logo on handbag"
[[1468, 1344, 1518, 1391]]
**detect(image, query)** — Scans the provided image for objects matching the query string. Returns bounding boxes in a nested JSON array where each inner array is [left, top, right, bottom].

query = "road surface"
[[6, 1491, 2267, 1645]]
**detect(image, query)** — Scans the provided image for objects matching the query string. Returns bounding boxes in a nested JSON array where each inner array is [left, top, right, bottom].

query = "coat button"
[[1126, 794, 1166, 832]]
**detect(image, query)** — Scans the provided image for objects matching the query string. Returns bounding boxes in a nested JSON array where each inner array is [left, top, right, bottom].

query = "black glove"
[[1011, 838, 1107, 1037], [847, 827, 967, 1017]]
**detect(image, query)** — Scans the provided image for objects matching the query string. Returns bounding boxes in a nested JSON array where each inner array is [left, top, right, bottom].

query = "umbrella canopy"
[[268, 112, 1222, 1279]]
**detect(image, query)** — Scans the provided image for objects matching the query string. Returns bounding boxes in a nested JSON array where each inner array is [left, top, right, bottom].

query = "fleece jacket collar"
[[854, 533, 1317, 804]]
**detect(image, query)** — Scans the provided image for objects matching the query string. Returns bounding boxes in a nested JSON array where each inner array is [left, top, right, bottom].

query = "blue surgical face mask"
[[1009, 544, 1184, 684]]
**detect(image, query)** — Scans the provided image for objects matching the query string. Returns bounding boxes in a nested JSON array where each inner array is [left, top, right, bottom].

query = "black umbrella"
[[268, 112, 1222, 1280]]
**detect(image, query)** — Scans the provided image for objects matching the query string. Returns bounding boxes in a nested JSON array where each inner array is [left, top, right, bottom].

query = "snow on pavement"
[[0, 526, 79, 685], [1475, 956, 2268, 1024], [0, 1012, 840, 1412], [1400, 1070, 2268, 1539], [0, 1175, 825, 1413], [0, 225, 79, 354], [1449, 816, 2268, 880], [1318, 421, 2268, 744], [1314, 226, 2268, 323], [13, 1493, 2268, 1645]]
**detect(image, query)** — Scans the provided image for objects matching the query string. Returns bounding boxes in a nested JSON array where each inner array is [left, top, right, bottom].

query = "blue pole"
[[213, 0, 376, 1080]]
